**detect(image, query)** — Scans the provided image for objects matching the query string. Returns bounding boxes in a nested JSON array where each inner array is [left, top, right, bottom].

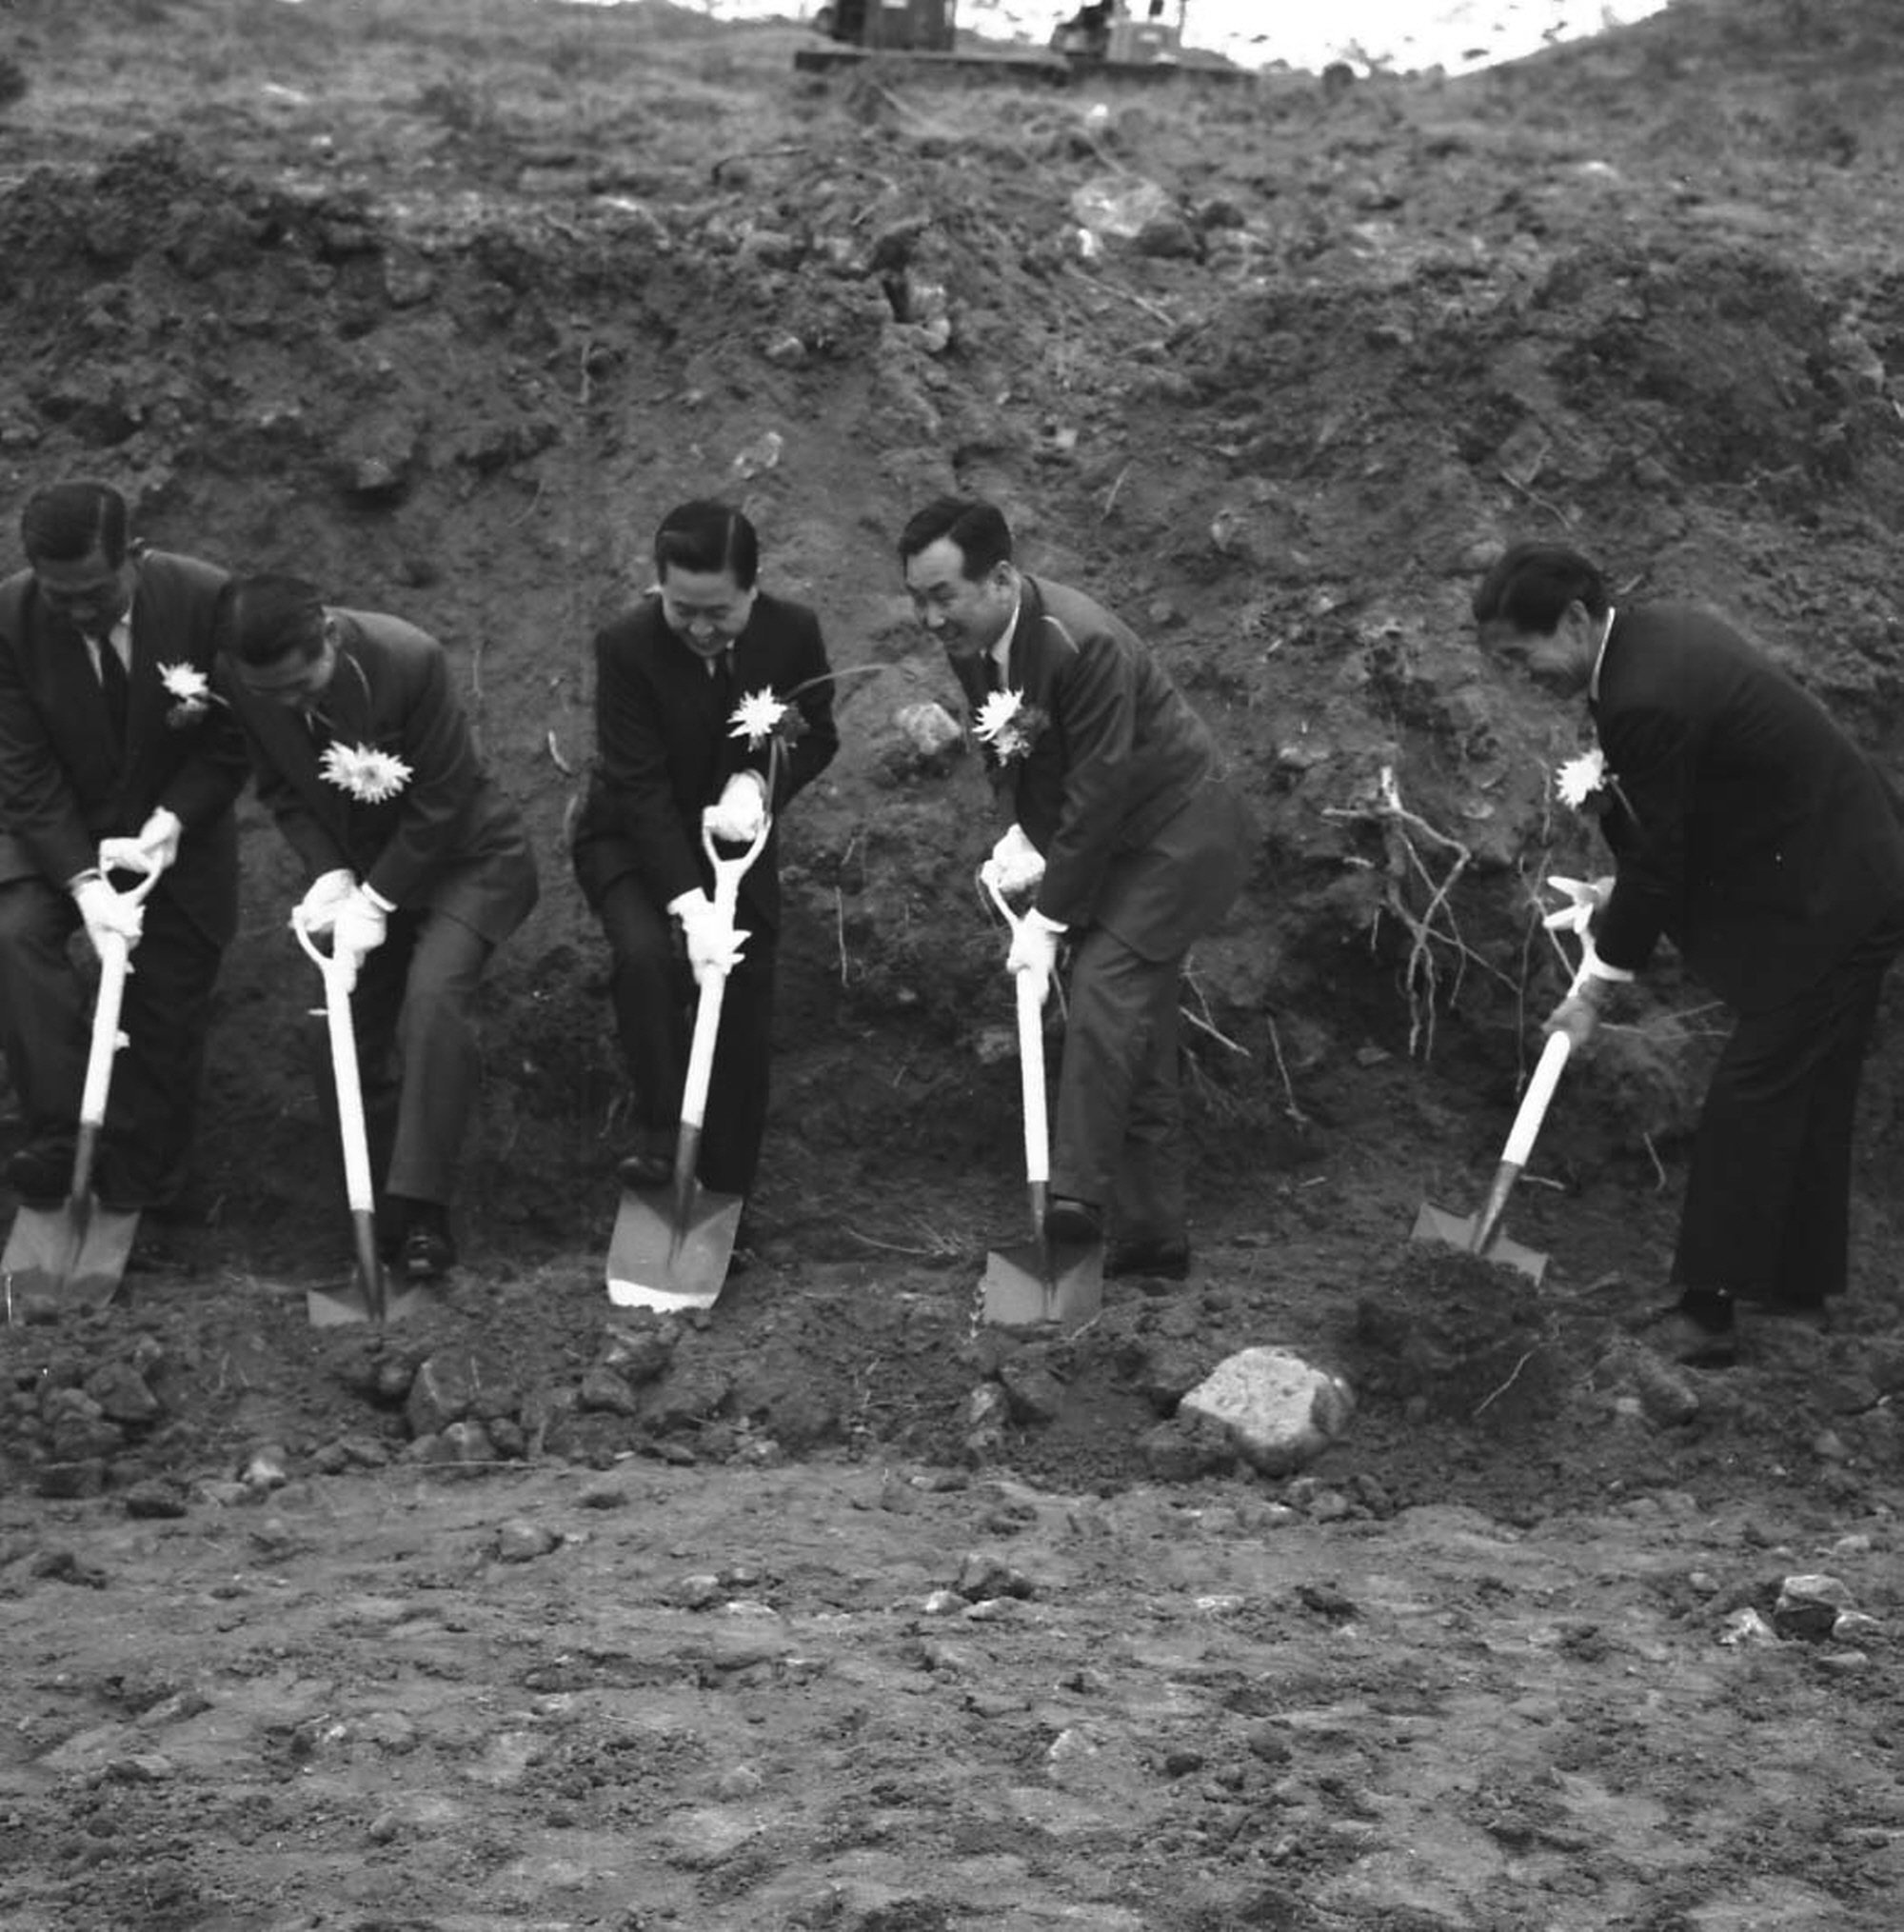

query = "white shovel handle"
[[1500, 947, 1598, 1169], [983, 872, 1051, 1189], [77, 863, 161, 1132], [293, 914, 377, 1218], [679, 812, 773, 1134]]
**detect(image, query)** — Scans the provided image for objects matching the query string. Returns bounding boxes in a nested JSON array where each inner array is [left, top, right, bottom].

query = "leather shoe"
[[617, 1149, 673, 1191], [6, 1142, 73, 1205], [402, 1223, 457, 1281], [1043, 1195, 1103, 1246], [1107, 1237, 1191, 1281], [1634, 1304, 1737, 1369], [394, 1199, 456, 1280]]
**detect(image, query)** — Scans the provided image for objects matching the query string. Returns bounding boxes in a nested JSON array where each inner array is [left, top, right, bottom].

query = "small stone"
[[494, 1519, 562, 1564], [242, 1446, 288, 1491]]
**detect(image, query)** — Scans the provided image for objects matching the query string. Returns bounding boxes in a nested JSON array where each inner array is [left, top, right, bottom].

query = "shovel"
[[293, 915, 429, 1328], [607, 812, 771, 1313], [3, 863, 159, 1319], [1412, 897, 1604, 1284], [979, 874, 1103, 1328]]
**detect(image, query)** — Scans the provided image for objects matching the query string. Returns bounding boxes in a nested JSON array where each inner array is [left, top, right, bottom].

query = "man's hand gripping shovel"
[[978, 871, 1104, 1329], [3, 862, 158, 1320], [1410, 877, 1609, 1285], [607, 812, 770, 1313], [293, 912, 428, 1327]]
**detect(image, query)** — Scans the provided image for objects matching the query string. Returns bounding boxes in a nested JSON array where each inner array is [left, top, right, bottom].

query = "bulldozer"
[[797, 0, 1246, 83], [1049, 2, 1188, 69]]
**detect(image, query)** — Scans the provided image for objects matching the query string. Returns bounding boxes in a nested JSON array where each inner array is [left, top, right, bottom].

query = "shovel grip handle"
[[983, 874, 1052, 1191], [294, 915, 379, 1218], [76, 936, 131, 1132], [1500, 1027, 1572, 1168], [1016, 965, 1049, 1189], [75, 861, 161, 1132], [676, 809, 771, 1135]]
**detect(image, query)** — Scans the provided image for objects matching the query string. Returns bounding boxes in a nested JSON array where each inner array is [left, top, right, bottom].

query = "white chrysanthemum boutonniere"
[[1555, 746, 1611, 812], [158, 661, 217, 729], [972, 687, 1048, 764], [727, 687, 810, 753], [319, 741, 413, 804]]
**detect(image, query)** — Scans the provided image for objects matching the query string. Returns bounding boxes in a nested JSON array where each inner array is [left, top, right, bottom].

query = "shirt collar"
[[1587, 606, 1616, 704], [987, 588, 1022, 679]]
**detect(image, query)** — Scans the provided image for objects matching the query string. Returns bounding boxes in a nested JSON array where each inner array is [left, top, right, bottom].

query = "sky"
[[619, 1, 1675, 76]]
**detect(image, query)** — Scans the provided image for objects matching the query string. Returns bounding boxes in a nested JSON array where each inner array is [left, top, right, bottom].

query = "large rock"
[[1177, 1347, 1355, 1477]]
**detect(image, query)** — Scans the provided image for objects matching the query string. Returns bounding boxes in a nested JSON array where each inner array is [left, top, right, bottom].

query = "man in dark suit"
[[216, 574, 539, 1280], [899, 495, 1250, 1279], [0, 479, 247, 1213], [571, 501, 839, 1203], [1475, 542, 1904, 1364]]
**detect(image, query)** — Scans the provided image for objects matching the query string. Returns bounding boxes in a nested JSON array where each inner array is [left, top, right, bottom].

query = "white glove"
[[72, 876, 144, 953], [1005, 907, 1065, 1006], [293, 867, 357, 937], [330, 886, 389, 990], [980, 823, 1045, 900], [99, 807, 184, 880], [704, 771, 768, 845], [1542, 874, 1632, 982], [670, 889, 748, 986]]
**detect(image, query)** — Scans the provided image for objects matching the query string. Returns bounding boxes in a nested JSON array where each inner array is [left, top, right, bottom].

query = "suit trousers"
[[0, 874, 221, 1205], [1674, 902, 1904, 1306], [595, 873, 775, 1198], [306, 906, 493, 1211], [1050, 923, 1187, 1245]]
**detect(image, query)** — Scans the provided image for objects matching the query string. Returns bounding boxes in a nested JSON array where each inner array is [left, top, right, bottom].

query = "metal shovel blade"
[[981, 1234, 1104, 1328], [1409, 1202, 1549, 1284], [607, 1181, 745, 1313], [3, 1199, 141, 1318], [304, 1206, 431, 1327], [305, 1268, 435, 1329]]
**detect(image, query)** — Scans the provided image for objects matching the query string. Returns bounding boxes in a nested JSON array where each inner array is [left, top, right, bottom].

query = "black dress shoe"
[[1106, 1237, 1191, 1281], [396, 1200, 456, 1280], [402, 1223, 457, 1281], [1631, 1294, 1737, 1368], [617, 1150, 674, 1191], [6, 1142, 74, 1205], [1043, 1195, 1103, 1246]]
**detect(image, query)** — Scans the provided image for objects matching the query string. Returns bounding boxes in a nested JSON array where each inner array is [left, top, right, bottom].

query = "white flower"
[[728, 688, 788, 749], [158, 662, 210, 705], [972, 688, 1023, 746], [319, 741, 413, 804], [1555, 747, 1607, 810]]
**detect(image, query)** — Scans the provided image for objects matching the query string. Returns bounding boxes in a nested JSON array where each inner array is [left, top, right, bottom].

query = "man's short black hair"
[[1472, 542, 1609, 637], [214, 574, 327, 669], [20, 480, 127, 568], [897, 496, 1014, 578], [653, 501, 760, 589]]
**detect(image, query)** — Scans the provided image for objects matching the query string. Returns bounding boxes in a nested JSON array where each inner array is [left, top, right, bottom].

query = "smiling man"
[[571, 501, 839, 1212], [899, 494, 1250, 1282], [1474, 540, 1904, 1364], [0, 479, 248, 1218]]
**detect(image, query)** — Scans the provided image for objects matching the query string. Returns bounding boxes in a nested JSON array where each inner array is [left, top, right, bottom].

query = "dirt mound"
[[0, 0, 1901, 1503]]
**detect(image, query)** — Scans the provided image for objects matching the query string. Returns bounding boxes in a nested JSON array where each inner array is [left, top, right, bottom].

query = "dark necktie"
[[96, 636, 129, 742]]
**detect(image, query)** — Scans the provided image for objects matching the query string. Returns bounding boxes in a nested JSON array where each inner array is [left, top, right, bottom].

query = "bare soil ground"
[[4, 2, 1904, 1926]]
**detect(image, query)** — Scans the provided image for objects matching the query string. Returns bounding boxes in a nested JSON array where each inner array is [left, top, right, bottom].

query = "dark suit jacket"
[[945, 574, 1248, 963], [0, 547, 247, 943], [223, 608, 538, 946], [1591, 603, 1904, 1012], [570, 589, 840, 935]]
